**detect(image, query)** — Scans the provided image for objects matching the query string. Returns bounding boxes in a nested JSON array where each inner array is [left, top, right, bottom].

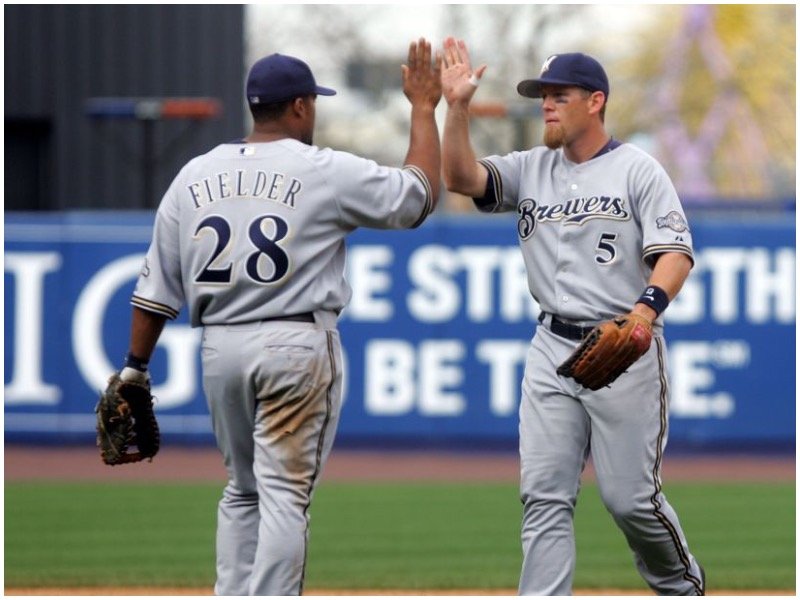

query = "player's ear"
[[588, 91, 606, 116], [289, 97, 305, 117], [291, 96, 316, 120]]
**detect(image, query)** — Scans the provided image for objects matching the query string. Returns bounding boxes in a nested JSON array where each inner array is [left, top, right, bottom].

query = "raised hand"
[[441, 37, 487, 106], [402, 37, 442, 110]]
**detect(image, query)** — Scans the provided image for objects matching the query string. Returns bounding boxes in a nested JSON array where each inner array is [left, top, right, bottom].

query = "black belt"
[[538, 312, 594, 341], [262, 312, 315, 324]]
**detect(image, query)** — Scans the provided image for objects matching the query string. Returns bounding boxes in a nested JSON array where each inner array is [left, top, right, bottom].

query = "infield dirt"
[[4, 444, 795, 483]]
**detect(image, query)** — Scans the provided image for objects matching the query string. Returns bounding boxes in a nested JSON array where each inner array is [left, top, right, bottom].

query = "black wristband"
[[636, 285, 670, 317], [124, 352, 149, 372]]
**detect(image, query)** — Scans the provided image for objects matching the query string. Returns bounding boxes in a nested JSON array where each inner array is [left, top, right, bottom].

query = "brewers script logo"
[[517, 196, 630, 240]]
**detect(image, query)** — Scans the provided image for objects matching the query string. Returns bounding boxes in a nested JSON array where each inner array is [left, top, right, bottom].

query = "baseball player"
[[115, 40, 442, 595], [440, 38, 706, 595]]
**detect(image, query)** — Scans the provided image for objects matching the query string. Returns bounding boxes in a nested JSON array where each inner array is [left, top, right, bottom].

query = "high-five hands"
[[441, 37, 487, 106], [402, 37, 443, 110]]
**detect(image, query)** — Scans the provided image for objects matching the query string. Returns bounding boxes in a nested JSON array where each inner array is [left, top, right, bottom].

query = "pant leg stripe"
[[651, 337, 703, 595], [298, 330, 337, 595]]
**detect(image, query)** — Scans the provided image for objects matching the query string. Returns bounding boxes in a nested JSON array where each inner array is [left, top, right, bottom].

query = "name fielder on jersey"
[[187, 169, 303, 210], [517, 195, 631, 240]]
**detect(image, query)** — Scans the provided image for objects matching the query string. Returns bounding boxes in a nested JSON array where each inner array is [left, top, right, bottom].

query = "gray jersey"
[[482, 142, 705, 595], [132, 138, 433, 326], [477, 143, 693, 326]]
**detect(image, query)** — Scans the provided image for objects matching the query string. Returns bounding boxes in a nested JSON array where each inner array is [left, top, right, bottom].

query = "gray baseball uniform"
[[476, 141, 705, 595], [132, 138, 433, 595]]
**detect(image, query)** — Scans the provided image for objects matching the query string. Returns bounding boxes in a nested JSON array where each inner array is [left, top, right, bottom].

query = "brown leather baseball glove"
[[95, 372, 160, 465], [556, 313, 653, 390]]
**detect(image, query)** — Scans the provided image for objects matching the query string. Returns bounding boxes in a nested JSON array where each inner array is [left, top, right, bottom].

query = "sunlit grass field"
[[4, 481, 795, 591]]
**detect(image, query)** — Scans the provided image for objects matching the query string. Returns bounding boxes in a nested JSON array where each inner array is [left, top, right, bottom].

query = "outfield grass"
[[4, 481, 795, 591]]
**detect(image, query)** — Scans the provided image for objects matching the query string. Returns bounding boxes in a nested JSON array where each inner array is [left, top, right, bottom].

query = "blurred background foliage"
[[248, 4, 795, 210], [612, 4, 795, 202]]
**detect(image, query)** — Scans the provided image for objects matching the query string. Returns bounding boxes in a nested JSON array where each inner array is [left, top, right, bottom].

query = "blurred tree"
[[245, 6, 795, 207], [246, 4, 588, 212], [609, 5, 795, 202]]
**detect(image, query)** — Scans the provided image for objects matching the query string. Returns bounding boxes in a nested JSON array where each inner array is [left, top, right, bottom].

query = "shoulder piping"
[[402, 165, 434, 228], [131, 296, 179, 320], [477, 159, 503, 212]]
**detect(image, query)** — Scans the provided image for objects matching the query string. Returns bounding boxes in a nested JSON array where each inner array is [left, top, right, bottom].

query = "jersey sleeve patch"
[[402, 165, 434, 228], [474, 159, 503, 213], [131, 295, 179, 320], [656, 210, 690, 233]]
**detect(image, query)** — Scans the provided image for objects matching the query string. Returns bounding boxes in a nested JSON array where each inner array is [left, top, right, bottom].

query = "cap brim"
[[517, 78, 584, 98], [315, 86, 336, 96]]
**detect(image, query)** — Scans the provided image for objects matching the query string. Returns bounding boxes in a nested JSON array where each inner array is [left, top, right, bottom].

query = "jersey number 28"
[[193, 214, 290, 284]]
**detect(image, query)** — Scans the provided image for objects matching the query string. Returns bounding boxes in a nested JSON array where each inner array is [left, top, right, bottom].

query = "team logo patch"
[[656, 211, 689, 233], [140, 258, 151, 278]]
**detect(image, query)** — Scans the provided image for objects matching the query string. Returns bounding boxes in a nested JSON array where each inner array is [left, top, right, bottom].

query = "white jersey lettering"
[[186, 168, 304, 210]]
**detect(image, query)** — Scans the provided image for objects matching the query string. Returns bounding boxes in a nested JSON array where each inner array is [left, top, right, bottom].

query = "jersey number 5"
[[193, 214, 290, 284], [595, 232, 618, 265]]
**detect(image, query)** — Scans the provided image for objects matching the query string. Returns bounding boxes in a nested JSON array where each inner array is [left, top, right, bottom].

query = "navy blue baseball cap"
[[517, 53, 609, 99], [246, 53, 336, 105]]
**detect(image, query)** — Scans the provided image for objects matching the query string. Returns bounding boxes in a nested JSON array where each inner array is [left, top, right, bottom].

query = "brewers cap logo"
[[540, 55, 558, 75]]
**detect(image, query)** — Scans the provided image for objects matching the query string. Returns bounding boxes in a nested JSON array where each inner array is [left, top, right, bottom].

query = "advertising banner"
[[5, 211, 795, 449]]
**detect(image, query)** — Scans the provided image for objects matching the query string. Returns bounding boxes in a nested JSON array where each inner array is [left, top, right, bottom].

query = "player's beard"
[[543, 123, 565, 149]]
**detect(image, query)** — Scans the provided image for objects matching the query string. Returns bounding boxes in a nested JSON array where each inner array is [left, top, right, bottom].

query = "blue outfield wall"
[[4, 210, 796, 450]]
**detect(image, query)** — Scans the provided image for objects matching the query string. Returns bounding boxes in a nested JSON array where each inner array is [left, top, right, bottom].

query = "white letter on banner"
[[4, 252, 63, 404], [73, 254, 200, 409], [364, 340, 415, 415], [407, 245, 460, 322], [345, 245, 394, 321], [500, 250, 540, 322], [458, 246, 502, 322], [746, 248, 795, 323], [475, 340, 529, 416], [669, 341, 734, 418], [419, 340, 465, 416], [703, 248, 747, 323]]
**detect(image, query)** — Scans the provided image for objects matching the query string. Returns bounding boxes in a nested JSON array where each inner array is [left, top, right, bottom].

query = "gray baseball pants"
[[201, 312, 342, 595], [518, 325, 705, 595]]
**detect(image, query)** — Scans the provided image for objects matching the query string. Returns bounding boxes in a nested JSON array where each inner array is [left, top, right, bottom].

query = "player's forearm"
[[442, 102, 486, 197], [631, 252, 693, 321], [647, 252, 693, 299], [404, 104, 441, 208], [128, 306, 168, 361]]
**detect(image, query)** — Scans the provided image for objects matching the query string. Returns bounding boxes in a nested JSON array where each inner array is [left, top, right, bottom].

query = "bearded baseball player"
[[440, 38, 706, 595], [113, 39, 442, 595]]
